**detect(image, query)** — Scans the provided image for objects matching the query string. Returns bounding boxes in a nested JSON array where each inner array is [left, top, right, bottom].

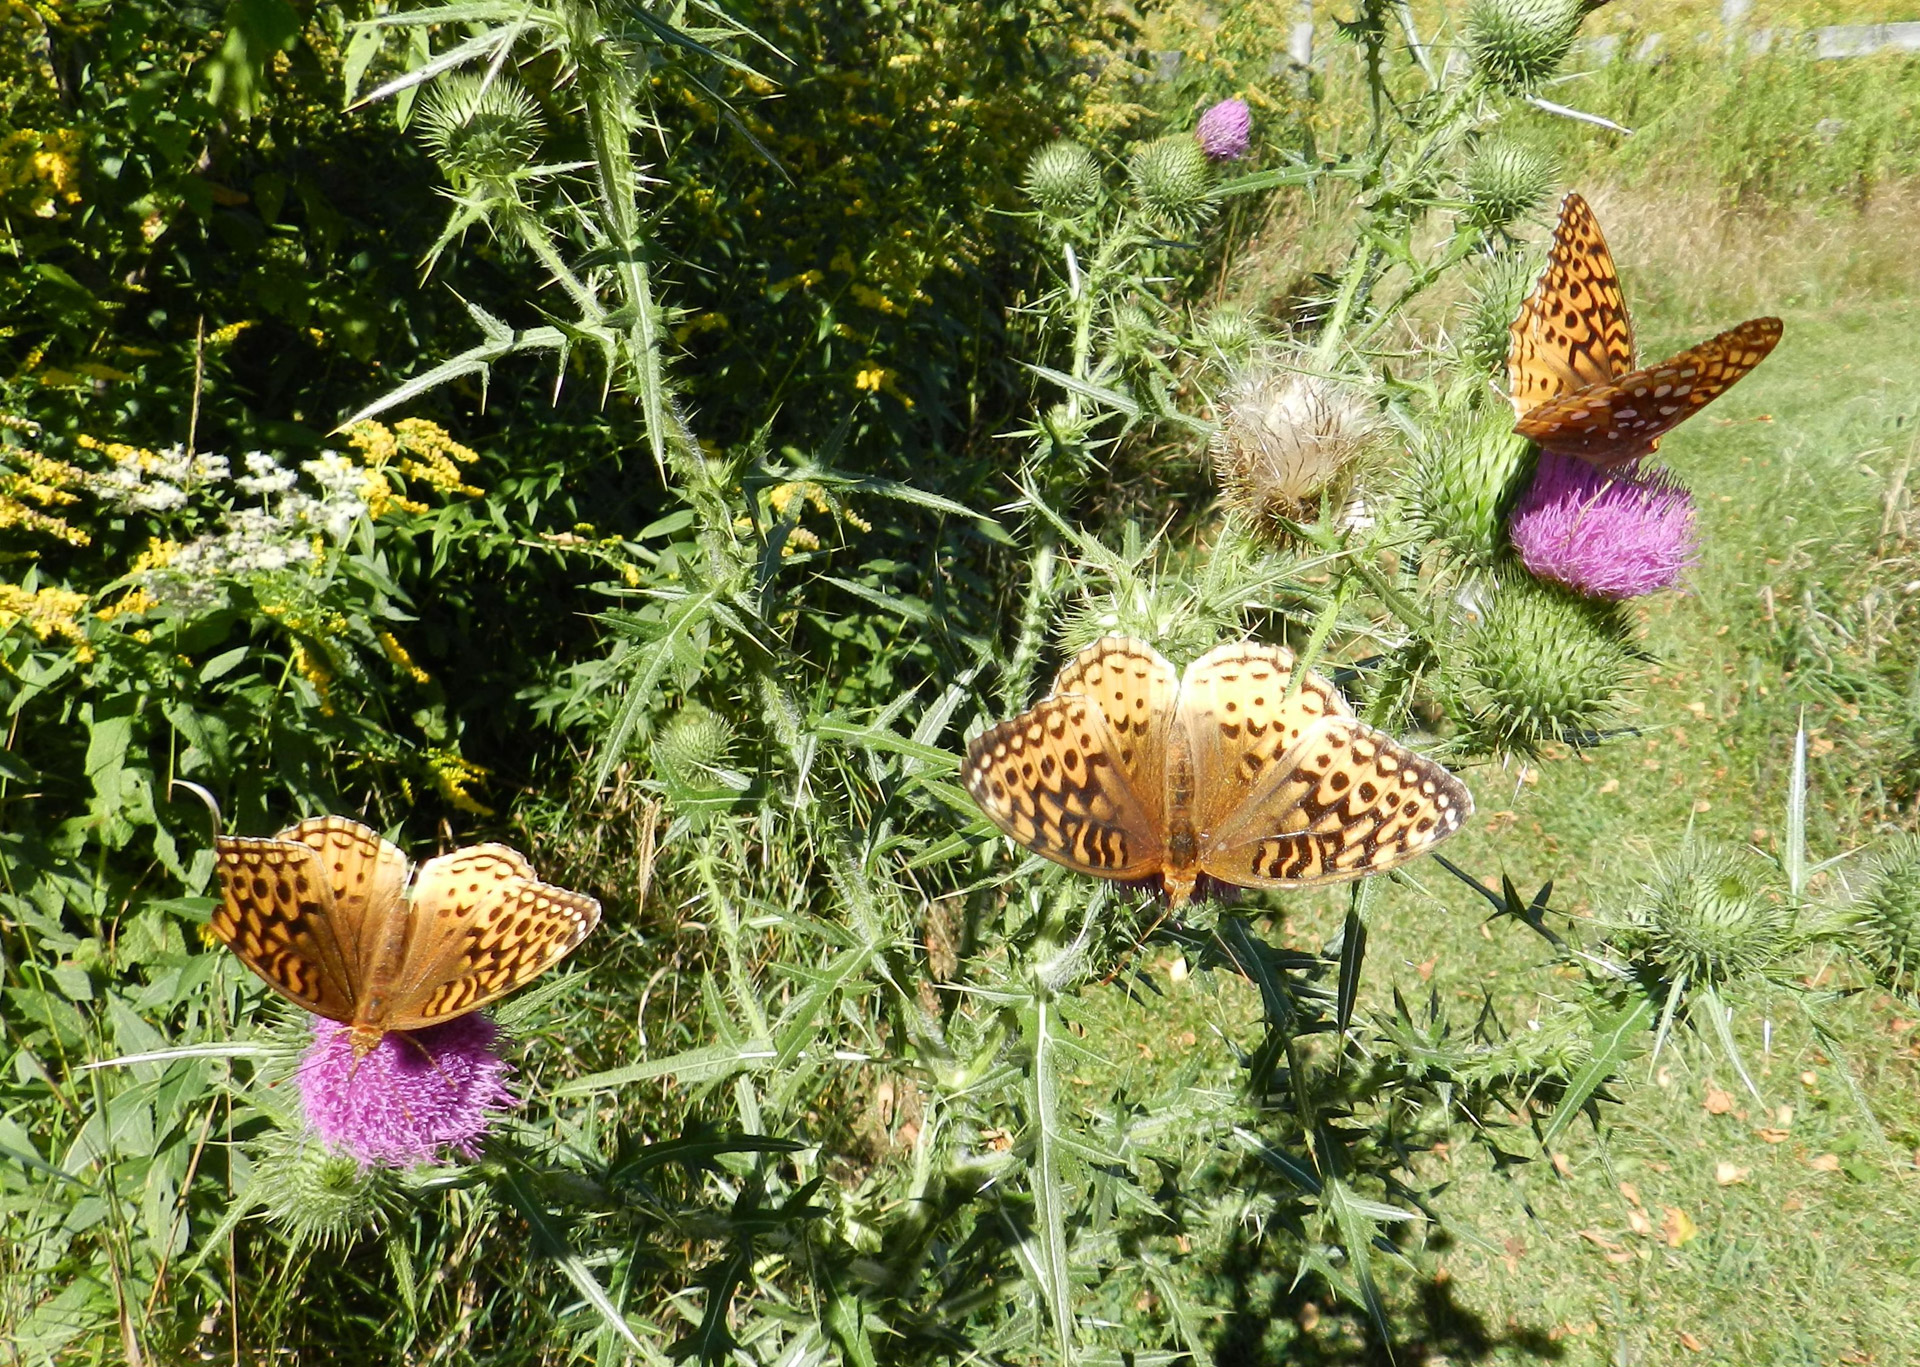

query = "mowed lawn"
[[1082, 201, 1920, 1364]]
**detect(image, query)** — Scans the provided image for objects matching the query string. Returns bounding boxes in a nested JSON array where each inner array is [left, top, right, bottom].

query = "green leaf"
[[1539, 996, 1655, 1148], [555, 1041, 777, 1096]]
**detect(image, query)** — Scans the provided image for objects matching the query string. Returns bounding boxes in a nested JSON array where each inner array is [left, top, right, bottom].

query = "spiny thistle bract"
[[1445, 574, 1637, 756], [1407, 403, 1535, 562], [1626, 844, 1793, 986], [419, 73, 546, 183], [1460, 250, 1540, 374], [1213, 365, 1378, 535], [1195, 304, 1262, 366], [1128, 134, 1216, 233], [1463, 140, 1559, 230], [1024, 139, 1101, 220], [1509, 451, 1698, 600], [254, 1134, 401, 1248], [1465, 0, 1590, 95], [653, 704, 736, 789], [1848, 836, 1920, 994]]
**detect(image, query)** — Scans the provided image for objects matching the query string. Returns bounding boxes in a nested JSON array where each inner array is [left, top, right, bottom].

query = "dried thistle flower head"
[[1214, 366, 1378, 532], [1128, 135, 1216, 232], [1465, 0, 1589, 95], [1024, 139, 1100, 219], [1444, 573, 1637, 757], [1627, 845, 1792, 986], [1509, 451, 1698, 600], [419, 73, 545, 183], [1463, 139, 1558, 230]]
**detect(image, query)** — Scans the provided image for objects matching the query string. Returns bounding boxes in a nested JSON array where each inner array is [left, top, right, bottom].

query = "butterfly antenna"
[[169, 780, 225, 840]]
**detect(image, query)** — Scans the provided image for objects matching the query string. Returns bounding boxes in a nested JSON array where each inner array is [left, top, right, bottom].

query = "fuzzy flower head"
[[1509, 450, 1698, 600], [298, 1013, 516, 1167], [1195, 99, 1252, 162], [1214, 365, 1378, 535]]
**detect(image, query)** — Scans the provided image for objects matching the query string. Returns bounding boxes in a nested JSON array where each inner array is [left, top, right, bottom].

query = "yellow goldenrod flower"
[[427, 748, 495, 816], [0, 582, 90, 656], [378, 630, 431, 684]]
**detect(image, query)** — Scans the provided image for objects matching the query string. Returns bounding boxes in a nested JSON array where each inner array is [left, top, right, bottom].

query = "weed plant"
[[5, 1, 1920, 1363]]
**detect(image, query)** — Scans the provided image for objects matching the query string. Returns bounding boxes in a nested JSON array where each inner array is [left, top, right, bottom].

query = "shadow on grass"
[[1208, 1229, 1565, 1366]]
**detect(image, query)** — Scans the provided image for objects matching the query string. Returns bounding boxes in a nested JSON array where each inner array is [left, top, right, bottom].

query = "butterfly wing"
[[1514, 316, 1783, 469], [1507, 192, 1637, 416], [1177, 641, 1355, 841], [1203, 717, 1472, 888], [276, 816, 409, 984], [1048, 636, 1179, 837], [964, 695, 1165, 881], [380, 844, 600, 1030], [212, 834, 361, 1022]]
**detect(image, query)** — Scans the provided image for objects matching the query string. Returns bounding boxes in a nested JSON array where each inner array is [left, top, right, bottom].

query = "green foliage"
[[8, 0, 1920, 1362]]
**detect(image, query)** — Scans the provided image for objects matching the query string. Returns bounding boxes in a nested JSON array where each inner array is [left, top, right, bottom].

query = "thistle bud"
[[1460, 251, 1539, 374], [1195, 304, 1261, 365], [1407, 406, 1534, 563], [1128, 135, 1216, 232], [256, 1136, 399, 1247], [1849, 837, 1920, 994], [1024, 139, 1101, 219], [1463, 140, 1558, 230], [419, 74, 546, 183], [1627, 845, 1792, 986], [1445, 574, 1637, 757], [654, 705, 736, 789], [1214, 366, 1378, 534], [1465, 0, 1588, 95]]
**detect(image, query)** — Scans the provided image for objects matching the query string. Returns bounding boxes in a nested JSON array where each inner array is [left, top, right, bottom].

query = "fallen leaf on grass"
[[1551, 1151, 1572, 1178], [1618, 1181, 1643, 1207], [1662, 1206, 1697, 1247], [1810, 1153, 1842, 1173], [1756, 1128, 1791, 1144], [1715, 1162, 1749, 1186], [1578, 1229, 1635, 1264], [1703, 1084, 1735, 1115], [1680, 1331, 1704, 1352], [1627, 1207, 1655, 1237]]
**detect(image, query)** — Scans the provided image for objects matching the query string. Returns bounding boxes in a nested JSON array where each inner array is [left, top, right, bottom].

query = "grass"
[[1076, 186, 1920, 1363]]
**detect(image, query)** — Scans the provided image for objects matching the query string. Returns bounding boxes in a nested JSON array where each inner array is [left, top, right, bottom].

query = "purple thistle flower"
[[297, 1014, 516, 1167], [1196, 98, 1252, 162], [1509, 450, 1698, 600]]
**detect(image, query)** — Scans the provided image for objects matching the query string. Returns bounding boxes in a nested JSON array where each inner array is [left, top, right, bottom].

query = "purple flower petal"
[[1196, 99, 1252, 162], [1509, 450, 1698, 600], [298, 1014, 516, 1167]]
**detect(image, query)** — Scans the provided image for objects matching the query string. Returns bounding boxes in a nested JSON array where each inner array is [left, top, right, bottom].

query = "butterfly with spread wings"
[[210, 815, 599, 1057], [1507, 192, 1782, 471]]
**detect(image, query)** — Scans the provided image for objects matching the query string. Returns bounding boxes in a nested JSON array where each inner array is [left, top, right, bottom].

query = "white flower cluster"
[[125, 448, 373, 612], [93, 444, 230, 513]]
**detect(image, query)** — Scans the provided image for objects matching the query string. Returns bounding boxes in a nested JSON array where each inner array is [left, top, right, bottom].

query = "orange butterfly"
[[1506, 192, 1782, 471]]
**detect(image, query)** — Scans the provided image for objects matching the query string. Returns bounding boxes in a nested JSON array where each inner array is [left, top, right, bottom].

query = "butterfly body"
[[1507, 192, 1781, 471], [964, 637, 1472, 909], [212, 816, 599, 1057]]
